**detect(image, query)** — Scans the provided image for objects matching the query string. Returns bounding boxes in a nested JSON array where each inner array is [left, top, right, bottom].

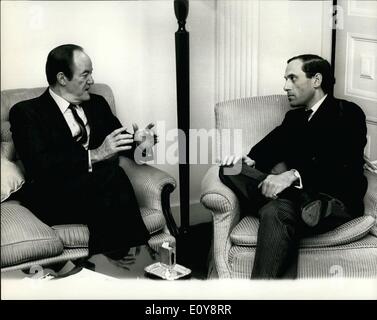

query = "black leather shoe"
[[301, 193, 346, 227], [301, 199, 323, 227]]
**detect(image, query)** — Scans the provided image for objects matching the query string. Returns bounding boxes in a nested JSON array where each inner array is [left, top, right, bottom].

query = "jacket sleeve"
[[247, 112, 292, 173], [9, 103, 90, 180], [91, 95, 136, 160]]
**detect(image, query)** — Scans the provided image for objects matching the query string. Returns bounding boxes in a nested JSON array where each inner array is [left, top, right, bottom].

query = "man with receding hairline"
[[220, 54, 367, 278], [10, 44, 155, 264]]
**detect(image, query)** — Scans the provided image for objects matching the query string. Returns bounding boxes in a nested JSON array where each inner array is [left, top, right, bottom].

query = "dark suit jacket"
[[247, 96, 368, 216], [9, 88, 136, 206], [9, 89, 132, 182]]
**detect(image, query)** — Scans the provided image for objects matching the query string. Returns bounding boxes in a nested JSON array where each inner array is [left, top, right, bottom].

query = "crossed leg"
[[219, 166, 352, 279]]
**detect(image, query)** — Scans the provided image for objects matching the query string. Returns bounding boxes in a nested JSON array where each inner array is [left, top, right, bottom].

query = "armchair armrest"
[[201, 165, 239, 213], [200, 165, 241, 278], [119, 156, 178, 237], [364, 169, 377, 218], [364, 169, 377, 237]]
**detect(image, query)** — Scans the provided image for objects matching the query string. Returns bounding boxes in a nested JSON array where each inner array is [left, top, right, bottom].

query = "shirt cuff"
[[88, 150, 93, 173], [291, 169, 303, 189]]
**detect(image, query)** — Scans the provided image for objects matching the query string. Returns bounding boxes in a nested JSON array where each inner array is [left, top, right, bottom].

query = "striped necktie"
[[68, 104, 88, 145]]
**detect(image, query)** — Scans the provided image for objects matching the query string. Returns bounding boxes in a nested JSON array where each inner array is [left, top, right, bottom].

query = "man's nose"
[[88, 74, 94, 85], [283, 80, 290, 92]]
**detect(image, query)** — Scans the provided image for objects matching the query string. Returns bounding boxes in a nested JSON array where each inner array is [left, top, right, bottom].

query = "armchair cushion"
[[1, 202, 64, 267], [52, 224, 89, 248], [1, 141, 16, 160], [230, 215, 375, 248], [230, 216, 259, 246], [1, 158, 25, 202], [300, 216, 375, 247], [50, 207, 166, 250]]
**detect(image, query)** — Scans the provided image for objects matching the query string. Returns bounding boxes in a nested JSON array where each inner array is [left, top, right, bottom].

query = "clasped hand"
[[221, 154, 255, 167], [91, 127, 134, 162], [132, 123, 159, 148], [258, 171, 295, 199], [92, 123, 158, 163], [221, 154, 295, 199]]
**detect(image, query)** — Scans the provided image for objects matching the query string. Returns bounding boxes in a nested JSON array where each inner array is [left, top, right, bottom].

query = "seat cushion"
[[230, 216, 259, 246], [230, 215, 375, 248], [51, 208, 166, 249], [228, 235, 377, 278], [52, 224, 89, 248], [1, 202, 64, 267]]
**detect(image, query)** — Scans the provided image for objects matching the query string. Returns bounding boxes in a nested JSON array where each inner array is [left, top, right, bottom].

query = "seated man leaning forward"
[[9, 44, 157, 264], [220, 54, 368, 279]]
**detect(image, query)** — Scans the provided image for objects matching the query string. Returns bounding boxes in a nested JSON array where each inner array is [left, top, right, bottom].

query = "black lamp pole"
[[174, 0, 190, 236], [330, 0, 337, 97]]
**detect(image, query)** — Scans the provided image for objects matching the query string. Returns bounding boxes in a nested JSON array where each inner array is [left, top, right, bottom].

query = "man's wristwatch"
[[291, 169, 300, 180]]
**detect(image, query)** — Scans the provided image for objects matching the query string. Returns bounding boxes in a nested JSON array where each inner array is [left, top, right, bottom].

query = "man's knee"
[[219, 167, 229, 185], [259, 199, 297, 224], [259, 200, 279, 221], [219, 167, 241, 187]]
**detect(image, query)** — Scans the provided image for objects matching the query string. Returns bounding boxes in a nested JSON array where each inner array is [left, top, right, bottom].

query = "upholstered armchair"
[[1, 84, 178, 272], [201, 95, 377, 278]]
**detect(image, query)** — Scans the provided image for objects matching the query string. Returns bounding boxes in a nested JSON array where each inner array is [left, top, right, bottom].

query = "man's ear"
[[56, 72, 67, 86], [312, 73, 323, 89]]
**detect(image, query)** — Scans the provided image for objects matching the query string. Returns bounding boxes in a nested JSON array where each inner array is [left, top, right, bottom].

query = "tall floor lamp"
[[174, 0, 190, 236], [330, 0, 337, 97]]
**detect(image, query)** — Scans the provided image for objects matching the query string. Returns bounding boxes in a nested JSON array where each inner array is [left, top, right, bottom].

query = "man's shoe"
[[301, 199, 323, 227], [301, 193, 346, 227]]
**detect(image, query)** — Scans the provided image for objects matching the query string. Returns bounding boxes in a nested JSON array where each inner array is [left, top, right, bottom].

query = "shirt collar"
[[307, 94, 328, 116], [49, 88, 72, 114]]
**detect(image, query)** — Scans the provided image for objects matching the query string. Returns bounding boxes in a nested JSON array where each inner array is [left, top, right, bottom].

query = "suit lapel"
[[308, 95, 334, 128], [39, 89, 74, 142], [81, 98, 96, 148]]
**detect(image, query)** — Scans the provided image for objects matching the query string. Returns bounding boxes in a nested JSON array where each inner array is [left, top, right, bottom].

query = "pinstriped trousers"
[[219, 167, 351, 279]]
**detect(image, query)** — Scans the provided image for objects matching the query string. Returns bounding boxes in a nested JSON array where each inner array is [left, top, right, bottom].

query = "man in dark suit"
[[9, 44, 153, 262], [219, 54, 367, 278]]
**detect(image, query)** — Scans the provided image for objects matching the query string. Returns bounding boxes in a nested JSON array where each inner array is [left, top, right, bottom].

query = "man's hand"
[[133, 122, 158, 147], [258, 170, 297, 199], [90, 127, 133, 163], [221, 154, 255, 167]]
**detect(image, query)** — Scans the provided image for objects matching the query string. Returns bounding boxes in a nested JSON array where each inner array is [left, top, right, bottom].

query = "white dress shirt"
[[49, 88, 92, 171], [307, 94, 327, 121]]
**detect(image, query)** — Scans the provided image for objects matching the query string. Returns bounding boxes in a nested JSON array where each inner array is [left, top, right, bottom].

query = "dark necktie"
[[304, 109, 313, 122], [68, 104, 88, 145]]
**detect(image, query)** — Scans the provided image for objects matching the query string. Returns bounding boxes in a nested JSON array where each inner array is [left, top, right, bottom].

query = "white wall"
[[188, 0, 216, 208], [257, 0, 332, 96], [215, 0, 332, 101]]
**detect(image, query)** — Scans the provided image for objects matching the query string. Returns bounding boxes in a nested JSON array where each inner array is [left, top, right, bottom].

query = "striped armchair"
[[201, 95, 377, 278], [1, 84, 178, 272]]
